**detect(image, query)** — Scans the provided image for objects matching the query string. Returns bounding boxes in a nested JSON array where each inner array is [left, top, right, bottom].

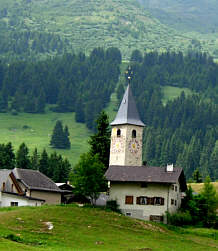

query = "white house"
[[0, 169, 44, 207], [0, 168, 62, 207], [105, 84, 187, 223]]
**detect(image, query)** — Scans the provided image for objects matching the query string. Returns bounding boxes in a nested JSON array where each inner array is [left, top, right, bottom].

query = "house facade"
[[0, 168, 62, 207], [105, 84, 187, 222]]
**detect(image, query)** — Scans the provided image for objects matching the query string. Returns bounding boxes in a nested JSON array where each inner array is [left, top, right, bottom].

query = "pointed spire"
[[111, 85, 145, 127]]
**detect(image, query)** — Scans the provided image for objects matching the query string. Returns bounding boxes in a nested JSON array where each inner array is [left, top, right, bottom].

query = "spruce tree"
[[50, 120, 71, 149], [88, 110, 110, 169], [16, 142, 31, 169]]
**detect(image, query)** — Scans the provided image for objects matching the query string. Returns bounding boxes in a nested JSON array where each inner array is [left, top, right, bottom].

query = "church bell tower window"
[[117, 129, 121, 137], [132, 129, 136, 138]]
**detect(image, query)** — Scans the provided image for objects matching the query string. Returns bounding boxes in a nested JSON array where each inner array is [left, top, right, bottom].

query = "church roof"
[[110, 85, 145, 127], [105, 165, 187, 191]]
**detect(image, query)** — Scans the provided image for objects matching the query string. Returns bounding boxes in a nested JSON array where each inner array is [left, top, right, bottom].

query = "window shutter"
[[136, 197, 140, 204], [161, 198, 164, 205], [125, 196, 133, 204]]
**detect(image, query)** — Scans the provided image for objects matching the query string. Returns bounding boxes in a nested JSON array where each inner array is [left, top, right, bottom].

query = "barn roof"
[[13, 168, 62, 192], [105, 165, 187, 191], [110, 85, 145, 127]]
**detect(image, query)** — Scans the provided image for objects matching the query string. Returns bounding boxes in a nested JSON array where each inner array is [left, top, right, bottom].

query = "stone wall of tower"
[[109, 124, 143, 166]]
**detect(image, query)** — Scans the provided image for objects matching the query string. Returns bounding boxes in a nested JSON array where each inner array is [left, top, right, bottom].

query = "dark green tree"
[[39, 149, 49, 176], [50, 120, 71, 149], [71, 153, 106, 204], [0, 142, 15, 169], [16, 142, 31, 169], [30, 148, 39, 170], [88, 111, 111, 169], [200, 176, 218, 226], [192, 168, 202, 183]]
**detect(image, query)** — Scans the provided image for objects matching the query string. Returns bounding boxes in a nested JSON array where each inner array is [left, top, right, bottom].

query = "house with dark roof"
[[105, 84, 187, 222], [12, 168, 62, 205], [0, 168, 62, 206], [0, 169, 45, 207]]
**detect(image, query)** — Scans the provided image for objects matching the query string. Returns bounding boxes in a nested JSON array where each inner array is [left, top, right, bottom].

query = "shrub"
[[106, 200, 120, 213], [166, 211, 192, 226]]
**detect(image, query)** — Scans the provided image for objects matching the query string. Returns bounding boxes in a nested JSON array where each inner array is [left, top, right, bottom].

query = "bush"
[[106, 200, 120, 213], [167, 211, 193, 226]]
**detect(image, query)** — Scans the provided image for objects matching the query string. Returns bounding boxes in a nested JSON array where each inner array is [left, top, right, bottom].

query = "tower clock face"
[[111, 137, 124, 153], [128, 139, 140, 154]]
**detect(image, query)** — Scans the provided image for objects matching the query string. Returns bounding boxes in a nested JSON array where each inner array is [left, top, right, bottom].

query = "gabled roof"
[[110, 85, 145, 127], [13, 168, 62, 193], [105, 165, 187, 191]]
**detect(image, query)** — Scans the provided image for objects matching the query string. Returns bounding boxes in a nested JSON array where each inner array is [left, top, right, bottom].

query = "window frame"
[[125, 195, 133, 205]]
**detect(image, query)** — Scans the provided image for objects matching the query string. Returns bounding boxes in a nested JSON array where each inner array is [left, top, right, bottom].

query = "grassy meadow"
[[162, 86, 193, 105], [0, 205, 217, 250], [0, 111, 91, 167], [189, 182, 218, 194]]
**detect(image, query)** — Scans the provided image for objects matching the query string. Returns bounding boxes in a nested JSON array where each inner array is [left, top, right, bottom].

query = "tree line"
[[0, 47, 121, 130], [0, 142, 71, 183]]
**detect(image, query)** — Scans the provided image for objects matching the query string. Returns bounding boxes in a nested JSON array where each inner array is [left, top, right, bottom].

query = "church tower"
[[109, 84, 145, 166]]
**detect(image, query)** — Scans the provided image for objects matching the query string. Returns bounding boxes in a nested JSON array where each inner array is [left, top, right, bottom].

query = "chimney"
[[166, 164, 174, 172]]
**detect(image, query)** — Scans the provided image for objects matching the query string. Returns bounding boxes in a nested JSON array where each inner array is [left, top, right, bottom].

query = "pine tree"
[[16, 142, 31, 169], [0, 142, 15, 169], [39, 149, 49, 176], [88, 111, 110, 169], [30, 148, 39, 170], [50, 120, 71, 149], [64, 125, 71, 149]]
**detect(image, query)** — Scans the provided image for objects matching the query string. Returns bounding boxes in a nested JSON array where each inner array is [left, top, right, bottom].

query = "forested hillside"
[[128, 51, 218, 180], [0, 48, 217, 179], [0, 47, 121, 130], [0, 0, 211, 61], [138, 0, 218, 33]]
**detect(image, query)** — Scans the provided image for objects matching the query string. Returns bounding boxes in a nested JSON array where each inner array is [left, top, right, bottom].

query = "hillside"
[[0, 112, 91, 167], [138, 0, 218, 33], [0, 205, 217, 250], [0, 0, 203, 61]]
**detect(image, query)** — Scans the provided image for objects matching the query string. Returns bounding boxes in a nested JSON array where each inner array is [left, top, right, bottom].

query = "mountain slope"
[[0, 0, 194, 60], [138, 0, 218, 33]]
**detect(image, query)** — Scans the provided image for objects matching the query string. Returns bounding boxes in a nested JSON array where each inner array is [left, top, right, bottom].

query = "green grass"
[[0, 205, 217, 250], [0, 111, 91, 167], [162, 86, 193, 105]]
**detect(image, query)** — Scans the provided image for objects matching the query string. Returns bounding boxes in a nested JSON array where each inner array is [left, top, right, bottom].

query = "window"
[[171, 199, 174, 205], [172, 185, 174, 190], [154, 197, 164, 205], [2, 182, 5, 191], [125, 196, 133, 204], [175, 186, 177, 192], [117, 129, 121, 137], [132, 130, 136, 138], [150, 215, 164, 222], [175, 200, 177, 206], [126, 212, 132, 216], [11, 202, 18, 207], [137, 196, 147, 205], [136, 197, 164, 205]]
